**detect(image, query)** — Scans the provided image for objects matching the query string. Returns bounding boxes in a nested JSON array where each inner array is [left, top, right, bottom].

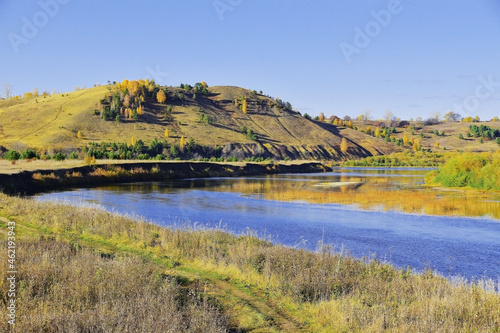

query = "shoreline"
[[0, 160, 331, 195]]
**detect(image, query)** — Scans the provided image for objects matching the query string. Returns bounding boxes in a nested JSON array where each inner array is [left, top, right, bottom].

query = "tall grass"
[[0, 239, 228, 333], [1, 194, 499, 332]]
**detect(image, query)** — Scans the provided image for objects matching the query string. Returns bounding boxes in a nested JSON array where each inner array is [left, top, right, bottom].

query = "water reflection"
[[35, 168, 500, 280]]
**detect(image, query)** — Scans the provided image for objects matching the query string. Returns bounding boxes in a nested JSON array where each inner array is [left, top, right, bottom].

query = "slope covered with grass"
[[0, 83, 399, 161]]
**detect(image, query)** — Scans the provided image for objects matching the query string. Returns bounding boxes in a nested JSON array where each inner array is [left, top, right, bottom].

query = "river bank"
[[1, 193, 499, 332], [0, 160, 331, 195]]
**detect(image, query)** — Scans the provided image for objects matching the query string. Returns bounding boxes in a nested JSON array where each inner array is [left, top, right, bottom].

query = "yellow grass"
[[1, 194, 499, 332]]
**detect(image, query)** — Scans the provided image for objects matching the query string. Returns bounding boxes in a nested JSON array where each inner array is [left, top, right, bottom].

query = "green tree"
[[5, 150, 20, 161]]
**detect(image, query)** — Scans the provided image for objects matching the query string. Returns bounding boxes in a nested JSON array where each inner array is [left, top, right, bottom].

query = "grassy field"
[[1, 194, 499, 332]]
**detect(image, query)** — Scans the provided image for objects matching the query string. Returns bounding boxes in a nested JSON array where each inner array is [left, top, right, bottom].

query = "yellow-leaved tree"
[[435, 141, 440, 148], [77, 131, 82, 139], [403, 132, 409, 145], [157, 90, 166, 104], [131, 136, 136, 146], [413, 139, 421, 152], [164, 129, 169, 138], [242, 98, 247, 114], [180, 136, 185, 152], [340, 137, 348, 153], [375, 127, 381, 137]]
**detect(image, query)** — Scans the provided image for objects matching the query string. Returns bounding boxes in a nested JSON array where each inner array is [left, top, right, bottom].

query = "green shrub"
[[52, 152, 67, 161], [426, 153, 500, 190], [20, 149, 37, 159], [5, 150, 20, 161]]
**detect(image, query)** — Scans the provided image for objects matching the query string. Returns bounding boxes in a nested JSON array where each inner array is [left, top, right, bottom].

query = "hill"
[[350, 119, 500, 153], [0, 83, 399, 161]]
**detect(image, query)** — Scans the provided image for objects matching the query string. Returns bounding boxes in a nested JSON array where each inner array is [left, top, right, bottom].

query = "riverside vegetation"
[[1, 194, 499, 332], [426, 151, 500, 191]]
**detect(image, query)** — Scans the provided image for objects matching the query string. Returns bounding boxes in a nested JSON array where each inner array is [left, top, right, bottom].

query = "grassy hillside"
[[0, 83, 399, 161], [351, 119, 500, 153]]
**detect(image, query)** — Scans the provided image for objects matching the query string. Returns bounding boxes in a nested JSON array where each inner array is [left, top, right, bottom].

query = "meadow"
[[1, 193, 499, 332]]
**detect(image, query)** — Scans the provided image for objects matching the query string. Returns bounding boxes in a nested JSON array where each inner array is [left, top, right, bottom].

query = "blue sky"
[[1, 0, 500, 120]]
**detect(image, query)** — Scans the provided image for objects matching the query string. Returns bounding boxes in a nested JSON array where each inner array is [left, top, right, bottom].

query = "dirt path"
[[0, 215, 306, 332]]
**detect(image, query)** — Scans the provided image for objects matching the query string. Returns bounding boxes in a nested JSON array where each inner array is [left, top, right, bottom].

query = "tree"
[[375, 127, 381, 137], [131, 136, 136, 146], [3, 83, 12, 99], [156, 90, 166, 104], [5, 150, 20, 161], [444, 111, 462, 122], [77, 131, 82, 139], [384, 110, 394, 125], [164, 129, 169, 138], [33, 88, 39, 97], [492, 116, 499, 122], [340, 137, 348, 153], [403, 132, 409, 146], [347, 120, 353, 128], [435, 141, 440, 148], [318, 112, 325, 122], [474, 115, 480, 122], [180, 136, 185, 152], [413, 139, 421, 152], [242, 98, 247, 114], [431, 111, 441, 121], [123, 94, 131, 108]]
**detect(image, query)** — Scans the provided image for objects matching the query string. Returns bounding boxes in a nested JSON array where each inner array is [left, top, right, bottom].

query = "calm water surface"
[[35, 168, 500, 281]]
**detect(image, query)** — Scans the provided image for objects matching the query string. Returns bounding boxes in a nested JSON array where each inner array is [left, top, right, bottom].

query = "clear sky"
[[1, 0, 500, 120]]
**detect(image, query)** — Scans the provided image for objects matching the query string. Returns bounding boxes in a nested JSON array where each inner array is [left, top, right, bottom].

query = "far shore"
[[0, 159, 331, 195]]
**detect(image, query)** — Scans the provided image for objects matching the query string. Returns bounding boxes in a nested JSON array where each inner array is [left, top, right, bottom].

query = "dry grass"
[[0, 240, 228, 333], [1, 194, 499, 332]]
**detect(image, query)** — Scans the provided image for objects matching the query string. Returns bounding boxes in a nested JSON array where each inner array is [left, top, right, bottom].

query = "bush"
[[69, 151, 78, 159], [5, 150, 20, 161], [52, 152, 67, 161], [426, 153, 500, 190], [20, 149, 37, 160]]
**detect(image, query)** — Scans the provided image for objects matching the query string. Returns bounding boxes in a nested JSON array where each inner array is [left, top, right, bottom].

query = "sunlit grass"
[[1, 193, 499, 332]]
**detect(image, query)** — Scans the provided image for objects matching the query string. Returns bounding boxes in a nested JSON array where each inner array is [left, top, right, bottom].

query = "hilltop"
[[0, 82, 398, 161]]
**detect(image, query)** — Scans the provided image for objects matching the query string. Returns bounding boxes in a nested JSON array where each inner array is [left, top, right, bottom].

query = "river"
[[34, 167, 500, 281]]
